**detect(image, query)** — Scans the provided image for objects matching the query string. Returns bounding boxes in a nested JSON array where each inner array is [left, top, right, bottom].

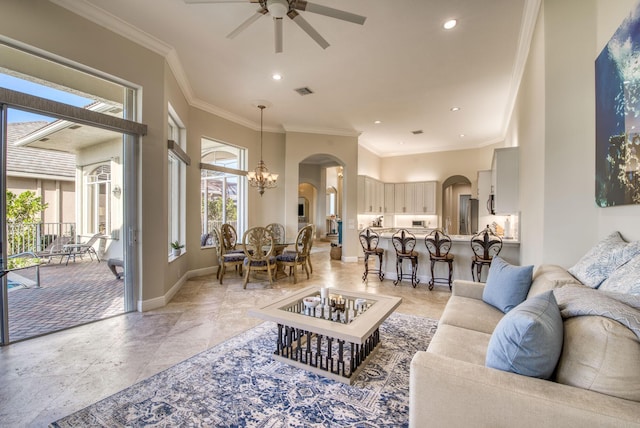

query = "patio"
[[6, 257, 124, 342]]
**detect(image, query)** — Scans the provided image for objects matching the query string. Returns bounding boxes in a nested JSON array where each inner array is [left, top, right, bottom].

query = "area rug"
[[51, 313, 438, 427]]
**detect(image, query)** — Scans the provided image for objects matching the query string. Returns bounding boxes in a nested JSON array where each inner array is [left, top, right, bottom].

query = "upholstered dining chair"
[[424, 229, 454, 290], [242, 226, 277, 289], [470, 225, 503, 282], [210, 227, 223, 279], [391, 229, 420, 287], [358, 227, 385, 282], [265, 223, 286, 245], [276, 224, 313, 284], [220, 223, 244, 254]]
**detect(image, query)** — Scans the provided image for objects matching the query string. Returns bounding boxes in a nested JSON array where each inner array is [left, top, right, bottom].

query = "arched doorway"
[[298, 155, 344, 241], [441, 175, 474, 235]]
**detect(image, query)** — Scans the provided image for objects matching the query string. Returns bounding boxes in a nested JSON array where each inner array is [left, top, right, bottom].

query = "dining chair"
[[218, 225, 245, 284], [220, 223, 244, 254], [265, 223, 286, 245], [210, 227, 223, 279], [242, 226, 277, 289], [424, 229, 454, 290], [276, 224, 312, 284], [470, 225, 503, 282]]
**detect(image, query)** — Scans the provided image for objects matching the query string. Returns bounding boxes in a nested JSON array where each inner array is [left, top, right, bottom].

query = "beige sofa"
[[409, 265, 640, 427]]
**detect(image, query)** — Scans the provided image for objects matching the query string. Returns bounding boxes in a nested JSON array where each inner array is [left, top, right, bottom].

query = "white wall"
[[511, 0, 640, 268]]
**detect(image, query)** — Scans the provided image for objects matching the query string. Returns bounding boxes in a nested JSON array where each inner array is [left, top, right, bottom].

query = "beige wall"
[[285, 132, 359, 260]]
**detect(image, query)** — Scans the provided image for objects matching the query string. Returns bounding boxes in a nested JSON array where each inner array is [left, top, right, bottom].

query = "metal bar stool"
[[470, 225, 503, 282], [358, 227, 384, 282], [425, 229, 454, 290], [392, 229, 420, 287]]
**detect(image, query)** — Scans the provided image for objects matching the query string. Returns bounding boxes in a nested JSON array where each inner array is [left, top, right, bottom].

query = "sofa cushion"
[[485, 291, 563, 379], [555, 315, 640, 402], [427, 324, 492, 366], [482, 257, 534, 313], [568, 231, 640, 289], [439, 295, 504, 335], [527, 264, 584, 299], [598, 255, 640, 295]]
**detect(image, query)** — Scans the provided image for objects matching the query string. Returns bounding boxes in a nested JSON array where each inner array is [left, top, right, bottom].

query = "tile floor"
[[0, 241, 450, 427]]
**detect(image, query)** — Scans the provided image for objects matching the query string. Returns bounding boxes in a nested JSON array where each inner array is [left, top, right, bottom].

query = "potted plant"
[[171, 241, 184, 257]]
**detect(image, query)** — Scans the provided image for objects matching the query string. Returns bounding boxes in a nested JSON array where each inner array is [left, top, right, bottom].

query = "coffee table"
[[249, 286, 402, 384]]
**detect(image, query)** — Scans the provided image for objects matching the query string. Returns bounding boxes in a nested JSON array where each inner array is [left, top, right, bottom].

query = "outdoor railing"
[[6, 222, 76, 256]]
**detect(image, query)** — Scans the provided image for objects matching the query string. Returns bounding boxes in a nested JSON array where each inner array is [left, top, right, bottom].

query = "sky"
[[0, 73, 93, 123]]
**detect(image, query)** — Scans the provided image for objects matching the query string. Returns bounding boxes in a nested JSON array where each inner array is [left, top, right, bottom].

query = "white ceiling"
[[51, 0, 535, 157]]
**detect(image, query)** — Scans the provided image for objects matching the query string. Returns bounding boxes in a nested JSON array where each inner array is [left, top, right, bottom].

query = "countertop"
[[361, 228, 520, 244]]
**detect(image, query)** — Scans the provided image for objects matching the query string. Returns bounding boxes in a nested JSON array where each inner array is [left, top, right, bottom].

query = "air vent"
[[411, 130, 424, 135], [294, 87, 314, 96], [69, 125, 82, 130]]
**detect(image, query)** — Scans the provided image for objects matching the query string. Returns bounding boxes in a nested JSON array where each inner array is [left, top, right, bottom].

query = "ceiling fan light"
[[268, 0, 289, 18]]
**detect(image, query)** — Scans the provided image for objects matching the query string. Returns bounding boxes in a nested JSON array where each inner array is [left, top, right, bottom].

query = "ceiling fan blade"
[[274, 18, 283, 53], [184, 0, 257, 4], [226, 8, 267, 39], [292, 0, 366, 25], [288, 10, 329, 49]]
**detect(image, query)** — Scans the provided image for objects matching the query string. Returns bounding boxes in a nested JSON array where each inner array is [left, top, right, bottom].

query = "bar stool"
[[392, 229, 420, 287], [358, 227, 385, 282], [424, 229, 454, 290], [470, 225, 503, 282]]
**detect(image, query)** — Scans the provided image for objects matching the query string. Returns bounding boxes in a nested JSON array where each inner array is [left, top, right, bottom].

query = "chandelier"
[[247, 105, 278, 196]]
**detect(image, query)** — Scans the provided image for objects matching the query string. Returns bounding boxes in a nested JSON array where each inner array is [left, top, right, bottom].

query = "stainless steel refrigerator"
[[459, 196, 479, 235]]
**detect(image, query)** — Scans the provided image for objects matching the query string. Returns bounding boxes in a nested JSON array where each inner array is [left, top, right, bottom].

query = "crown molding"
[[281, 125, 361, 138]]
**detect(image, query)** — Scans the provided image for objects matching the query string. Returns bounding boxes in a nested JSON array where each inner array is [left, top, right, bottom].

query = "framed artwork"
[[595, 1, 640, 207]]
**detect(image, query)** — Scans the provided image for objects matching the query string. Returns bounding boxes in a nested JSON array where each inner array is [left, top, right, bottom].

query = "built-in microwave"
[[487, 194, 495, 215], [412, 220, 425, 227]]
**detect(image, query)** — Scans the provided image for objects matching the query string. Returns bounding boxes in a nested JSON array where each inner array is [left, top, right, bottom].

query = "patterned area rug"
[[51, 313, 438, 427]]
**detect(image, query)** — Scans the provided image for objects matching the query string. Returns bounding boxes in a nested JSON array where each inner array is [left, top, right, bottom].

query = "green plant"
[[171, 241, 184, 250]]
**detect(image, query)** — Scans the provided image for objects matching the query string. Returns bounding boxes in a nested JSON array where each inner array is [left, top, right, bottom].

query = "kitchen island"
[[359, 228, 520, 285]]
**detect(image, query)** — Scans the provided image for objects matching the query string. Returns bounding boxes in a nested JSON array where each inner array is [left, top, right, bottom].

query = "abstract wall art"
[[595, 0, 640, 207]]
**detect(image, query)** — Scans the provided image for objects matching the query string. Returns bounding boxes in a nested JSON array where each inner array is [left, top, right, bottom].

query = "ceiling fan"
[[184, 0, 366, 53]]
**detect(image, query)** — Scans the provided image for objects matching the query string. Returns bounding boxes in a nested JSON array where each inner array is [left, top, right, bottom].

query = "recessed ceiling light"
[[399, 141, 405, 145], [444, 19, 457, 30], [272, 73, 282, 80], [374, 120, 381, 124], [459, 134, 466, 138], [450, 106, 460, 112]]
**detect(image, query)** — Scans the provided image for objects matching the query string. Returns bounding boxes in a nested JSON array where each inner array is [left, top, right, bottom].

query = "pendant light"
[[247, 105, 278, 195]]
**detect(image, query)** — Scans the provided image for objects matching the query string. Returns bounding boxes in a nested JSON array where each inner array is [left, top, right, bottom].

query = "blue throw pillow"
[[485, 291, 563, 379], [482, 257, 534, 313]]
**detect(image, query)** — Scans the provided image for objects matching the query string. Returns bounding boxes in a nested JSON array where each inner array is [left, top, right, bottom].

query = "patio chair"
[[35, 235, 73, 264], [62, 233, 103, 266]]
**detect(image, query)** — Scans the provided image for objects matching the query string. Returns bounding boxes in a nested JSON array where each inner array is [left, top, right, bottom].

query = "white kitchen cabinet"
[[491, 147, 519, 214], [384, 183, 395, 213], [357, 175, 384, 214], [393, 181, 436, 214], [414, 181, 436, 214]]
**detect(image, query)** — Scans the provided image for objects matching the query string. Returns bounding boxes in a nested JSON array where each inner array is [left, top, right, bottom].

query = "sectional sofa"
[[410, 257, 640, 427]]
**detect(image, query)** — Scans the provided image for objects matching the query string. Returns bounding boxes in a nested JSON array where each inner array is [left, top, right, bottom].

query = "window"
[[200, 138, 247, 247], [86, 165, 111, 235], [168, 106, 186, 257]]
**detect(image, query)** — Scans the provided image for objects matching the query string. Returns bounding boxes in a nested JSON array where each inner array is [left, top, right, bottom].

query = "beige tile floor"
[[0, 241, 450, 427]]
